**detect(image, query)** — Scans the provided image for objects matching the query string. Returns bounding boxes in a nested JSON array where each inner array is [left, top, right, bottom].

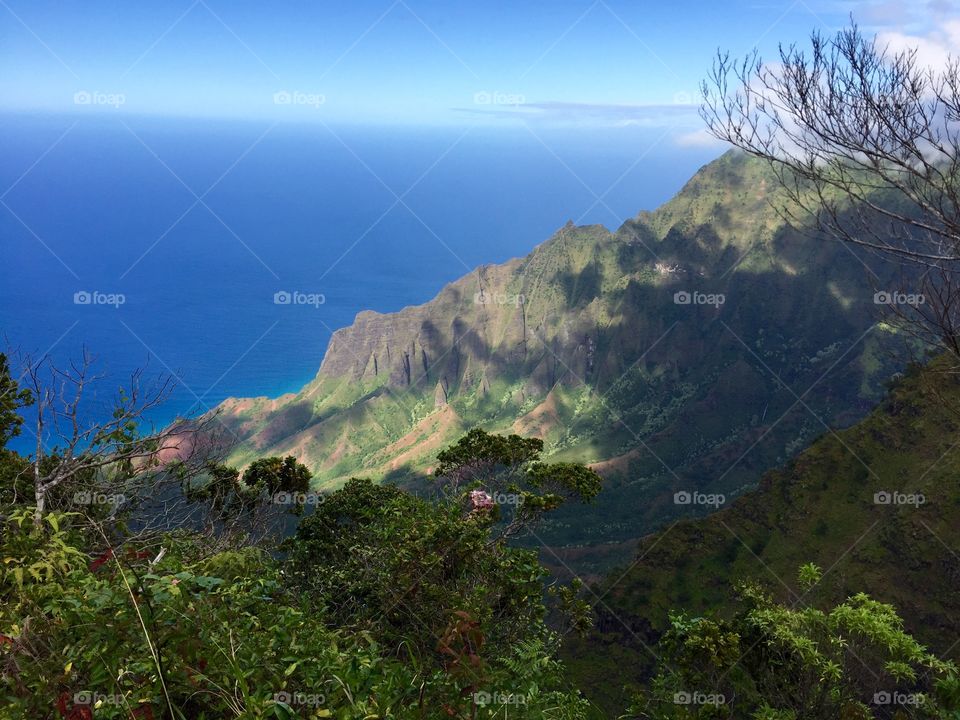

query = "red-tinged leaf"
[[132, 704, 155, 719], [56, 695, 92, 720], [89, 548, 115, 572]]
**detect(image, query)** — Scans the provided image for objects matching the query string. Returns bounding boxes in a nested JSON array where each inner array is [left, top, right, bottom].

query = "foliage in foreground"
[[0, 502, 592, 719], [0, 357, 595, 718], [627, 567, 960, 720], [3, 353, 960, 719]]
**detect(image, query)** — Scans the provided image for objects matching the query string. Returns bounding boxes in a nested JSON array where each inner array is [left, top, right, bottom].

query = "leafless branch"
[[702, 20, 960, 359]]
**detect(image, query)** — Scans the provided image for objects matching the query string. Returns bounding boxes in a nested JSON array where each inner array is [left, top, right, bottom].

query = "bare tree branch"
[[702, 19, 960, 357], [4, 350, 292, 553]]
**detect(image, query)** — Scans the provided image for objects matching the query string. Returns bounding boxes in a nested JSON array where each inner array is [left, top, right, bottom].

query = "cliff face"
[[212, 150, 904, 564], [315, 252, 531, 389]]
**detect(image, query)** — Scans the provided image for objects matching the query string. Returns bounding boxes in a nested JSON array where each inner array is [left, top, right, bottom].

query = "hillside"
[[565, 356, 960, 713], [209, 150, 905, 568]]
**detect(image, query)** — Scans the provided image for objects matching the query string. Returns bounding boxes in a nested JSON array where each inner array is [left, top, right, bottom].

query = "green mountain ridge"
[[209, 150, 906, 570], [566, 356, 960, 714]]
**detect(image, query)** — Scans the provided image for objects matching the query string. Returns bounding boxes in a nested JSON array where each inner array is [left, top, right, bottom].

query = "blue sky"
[[1, 0, 955, 132]]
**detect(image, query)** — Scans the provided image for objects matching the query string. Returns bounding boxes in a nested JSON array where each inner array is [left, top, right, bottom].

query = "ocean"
[[0, 112, 719, 452]]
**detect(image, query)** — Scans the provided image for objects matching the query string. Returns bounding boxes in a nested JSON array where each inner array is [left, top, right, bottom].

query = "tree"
[[0, 350, 268, 555], [628, 566, 960, 719], [15, 350, 210, 525], [0, 353, 34, 511], [2, 506, 592, 719], [0, 352, 33, 449], [0, 509, 423, 719], [433, 428, 603, 540], [284, 476, 552, 664], [181, 455, 314, 532], [283, 430, 603, 717], [701, 21, 960, 356], [284, 476, 593, 718], [241, 455, 311, 498]]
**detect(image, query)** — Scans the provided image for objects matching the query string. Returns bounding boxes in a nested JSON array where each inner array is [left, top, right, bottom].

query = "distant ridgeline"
[[206, 150, 910, 572], [564, 356, 960, 713]]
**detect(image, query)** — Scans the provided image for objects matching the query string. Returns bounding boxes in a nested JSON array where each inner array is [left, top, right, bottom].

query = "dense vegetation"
[[629, 570, 960, 719], [567, 358, 960, 714], [3, 349, 959, 719], [0, 356, 603, 718]]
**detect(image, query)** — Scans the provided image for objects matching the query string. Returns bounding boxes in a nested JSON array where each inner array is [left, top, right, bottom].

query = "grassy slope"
[[564, 356, 960, 714]]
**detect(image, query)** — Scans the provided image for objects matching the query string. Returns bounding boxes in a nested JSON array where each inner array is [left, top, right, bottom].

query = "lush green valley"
[[566, 356, 960, 713], [3, 351, 959, 718], [209, 150, 907, 575]]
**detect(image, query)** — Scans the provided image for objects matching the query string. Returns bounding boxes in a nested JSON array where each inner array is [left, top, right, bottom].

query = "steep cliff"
[[211, 150, 905, 565]]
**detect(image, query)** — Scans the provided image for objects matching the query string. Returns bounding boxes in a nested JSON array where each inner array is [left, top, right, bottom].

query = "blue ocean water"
[[0, 113, 719, 452]]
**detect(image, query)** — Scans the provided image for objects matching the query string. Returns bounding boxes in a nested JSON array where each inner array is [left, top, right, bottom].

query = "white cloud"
[[674, 128, 727, 148], [825, 0, 960, 69], [876, 20, 960, 68], [824, 0, 959, 33], [455, 101, 703, 129]]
